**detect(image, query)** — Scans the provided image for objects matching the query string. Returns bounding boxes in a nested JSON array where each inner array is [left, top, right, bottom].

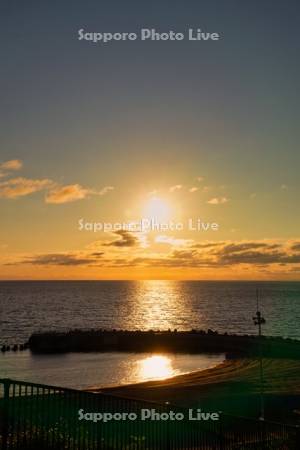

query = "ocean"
[[0, 280, 299, 388], [1, 280, 299, 344]]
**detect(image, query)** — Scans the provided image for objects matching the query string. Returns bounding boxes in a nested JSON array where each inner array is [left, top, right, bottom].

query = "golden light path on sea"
[[129, 280, 192, 331]]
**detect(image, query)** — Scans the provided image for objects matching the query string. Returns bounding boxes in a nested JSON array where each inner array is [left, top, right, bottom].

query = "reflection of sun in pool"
[[139, 355, 173, 381]]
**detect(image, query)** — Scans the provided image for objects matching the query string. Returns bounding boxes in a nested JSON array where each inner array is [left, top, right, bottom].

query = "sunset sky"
[[1, 1, 300, 280]]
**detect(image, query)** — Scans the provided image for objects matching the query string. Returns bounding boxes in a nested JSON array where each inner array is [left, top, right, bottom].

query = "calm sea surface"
[[0, 281, 299, 388], [1, 281, 299, 344]]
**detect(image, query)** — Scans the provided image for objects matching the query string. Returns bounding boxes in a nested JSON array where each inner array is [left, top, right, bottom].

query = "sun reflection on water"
[[138, 355, 176, 381], [131, 280, 186, 331]]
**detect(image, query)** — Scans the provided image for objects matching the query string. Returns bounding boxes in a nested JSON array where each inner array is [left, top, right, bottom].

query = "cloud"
[[218, 242, 280, 254], [171, 249, 198, 260], [14, 253, 98, 266], [103, 230, 139, 248], [96, 239, 300, 270], [196, 176, 204, 182], [169, 184, 182, 193], [0, 159, 114, 204], [218, 250, 283, 265], [8, 238, 300, 272], [124, 240, 300, 270], [291, 242, 300, 252], [129, 252, 213, 269], [207, 197, 228, 205], [189, 187, 198, 193], [192, 242, 225, 249], [45, 184, 90, 204], [0, 180, 113, 204], [155, 235, 193, 247], [213, 241, 300, 266], [98, 186, 114, 196], [0, 160, 23, 179], [0, 159, 23, 172], [0, 177, 53, 199], [46, 184, 114, 204]]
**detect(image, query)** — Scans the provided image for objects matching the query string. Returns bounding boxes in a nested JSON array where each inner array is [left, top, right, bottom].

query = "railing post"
[[1, 379, 10, 450], [295, 425, 300, 450], [218, 411, 223, 450], [259, 416, 266, 450]]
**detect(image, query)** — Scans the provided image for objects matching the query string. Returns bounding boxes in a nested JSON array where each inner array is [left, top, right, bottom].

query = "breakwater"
[[27, 329, 300, 359], [1, 343, 28, 353]]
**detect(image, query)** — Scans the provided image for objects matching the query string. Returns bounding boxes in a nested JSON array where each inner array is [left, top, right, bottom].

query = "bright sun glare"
[[139, 355, 173, 380], [143, 197, 171, 221]]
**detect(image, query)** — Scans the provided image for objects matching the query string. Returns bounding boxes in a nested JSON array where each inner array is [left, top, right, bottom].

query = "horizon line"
[[0, 279, 299, 282]]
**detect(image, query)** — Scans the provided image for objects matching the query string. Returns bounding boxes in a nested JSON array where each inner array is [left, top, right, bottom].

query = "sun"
[[143, 196, 171, 221]]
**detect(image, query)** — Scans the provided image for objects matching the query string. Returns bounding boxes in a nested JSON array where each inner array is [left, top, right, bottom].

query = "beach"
[[95, 358, 300, 423]]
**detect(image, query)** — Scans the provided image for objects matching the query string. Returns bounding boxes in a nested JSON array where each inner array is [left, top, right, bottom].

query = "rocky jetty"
[[27, 329, 300, 359]]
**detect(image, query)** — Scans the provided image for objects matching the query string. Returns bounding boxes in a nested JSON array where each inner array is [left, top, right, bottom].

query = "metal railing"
[[0, 378, 299, 449]]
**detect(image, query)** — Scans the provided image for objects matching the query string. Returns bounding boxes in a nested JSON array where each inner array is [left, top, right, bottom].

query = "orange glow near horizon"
[[0, 163, 300, 281]]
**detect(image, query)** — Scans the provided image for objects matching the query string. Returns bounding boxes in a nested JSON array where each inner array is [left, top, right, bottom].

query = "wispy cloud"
[[127, 240, 300, 269], [189, 187, 198, 193], [155, 235, 193, 247], [0, 159, 23, 171], [0, 158, 114, 204], [0, 159, 23, 178], [7, 239, 300, 274], [45, 184, 114, 204], [215, 241, 300, 266], [103, 230, 139, 248], [169, 184, 182, 193], [45, 184, 90, 204], [98, 186, 114, 196], [12, 253, 101, 266], [291, 242, 300, 252], [207, 196, 229, 205], [0, 177, 53, 199]]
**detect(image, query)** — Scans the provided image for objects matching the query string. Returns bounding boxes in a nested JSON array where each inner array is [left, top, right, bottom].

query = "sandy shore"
[[88, 358, 300, 420]]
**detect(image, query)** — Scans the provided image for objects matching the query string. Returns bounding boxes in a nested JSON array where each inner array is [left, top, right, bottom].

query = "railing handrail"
[[0, 377, 81, 393], [0, 377, 298, 431], [0, 377, 186, 407]]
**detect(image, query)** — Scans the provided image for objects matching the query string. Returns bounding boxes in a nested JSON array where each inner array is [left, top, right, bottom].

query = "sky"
[[0, 0, 300, 280]]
